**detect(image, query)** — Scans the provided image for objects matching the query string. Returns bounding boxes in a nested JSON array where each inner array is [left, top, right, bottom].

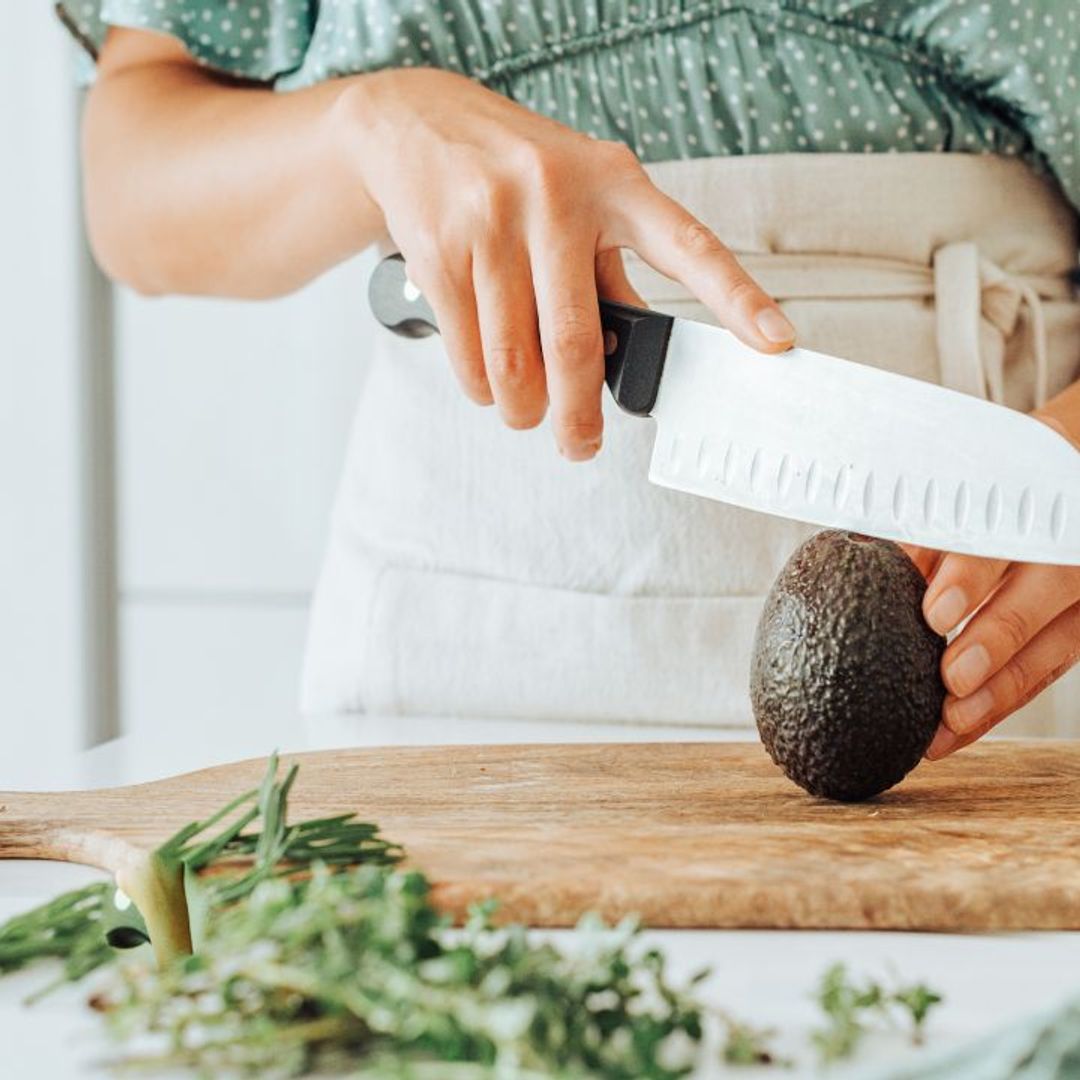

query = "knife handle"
[[368, 253, 673, 417]]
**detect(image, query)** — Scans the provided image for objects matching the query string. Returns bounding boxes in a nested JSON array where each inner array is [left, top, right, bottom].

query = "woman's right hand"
[[336, 68, 795, 461]]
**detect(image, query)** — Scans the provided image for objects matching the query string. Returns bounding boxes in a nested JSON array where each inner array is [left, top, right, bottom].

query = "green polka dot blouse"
[[58, 1, 1080, 213]]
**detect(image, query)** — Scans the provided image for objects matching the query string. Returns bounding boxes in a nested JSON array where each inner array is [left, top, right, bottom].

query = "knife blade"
[[368, 253, 1080, 565]]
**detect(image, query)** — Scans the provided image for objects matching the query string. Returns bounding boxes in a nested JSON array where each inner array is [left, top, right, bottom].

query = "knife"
[[368, 253, 1080, 565]]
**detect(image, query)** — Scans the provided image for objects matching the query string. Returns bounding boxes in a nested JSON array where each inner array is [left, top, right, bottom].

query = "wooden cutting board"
[[2, 741, 1079, 932]]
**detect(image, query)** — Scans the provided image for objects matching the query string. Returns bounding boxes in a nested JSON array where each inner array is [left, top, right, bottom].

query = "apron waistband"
[[625, 245, 1073, 408]]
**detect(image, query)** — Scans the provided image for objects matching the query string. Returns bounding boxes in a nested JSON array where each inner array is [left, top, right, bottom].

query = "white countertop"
[[2, 713, 1077, 1078]]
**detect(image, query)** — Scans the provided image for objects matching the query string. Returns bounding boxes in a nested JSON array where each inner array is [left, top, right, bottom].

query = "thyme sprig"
[[812, 962, 943, 1063], [718, 1014, 786, 1067], [98, 869, 705, 1079]]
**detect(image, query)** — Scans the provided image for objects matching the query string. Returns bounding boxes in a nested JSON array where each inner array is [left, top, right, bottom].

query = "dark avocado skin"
[[750, 530, 946, 802]]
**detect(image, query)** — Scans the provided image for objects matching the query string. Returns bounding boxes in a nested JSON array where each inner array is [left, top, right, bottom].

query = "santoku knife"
[[369, 253, 1080, 565]]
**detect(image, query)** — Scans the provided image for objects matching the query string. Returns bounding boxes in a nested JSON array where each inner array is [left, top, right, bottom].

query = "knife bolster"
[[601, 301, 674, 417]]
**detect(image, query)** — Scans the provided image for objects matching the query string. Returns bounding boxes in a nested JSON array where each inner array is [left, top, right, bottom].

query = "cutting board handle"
[[367, 253, 674, 416], [0, 789, 128, 868]]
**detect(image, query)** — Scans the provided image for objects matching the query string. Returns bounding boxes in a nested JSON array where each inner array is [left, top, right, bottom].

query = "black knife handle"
[[599, 298, 674, 417], [368, 253, 673, 417]]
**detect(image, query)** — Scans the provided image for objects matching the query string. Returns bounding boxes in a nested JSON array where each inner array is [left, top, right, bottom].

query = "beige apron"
[[302, 153, 1080, 736]]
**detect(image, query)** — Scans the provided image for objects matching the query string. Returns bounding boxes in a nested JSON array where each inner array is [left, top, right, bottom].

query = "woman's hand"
[[87, 37, 790, 459], [909, 390, 1080, 759], [913, 550, 1080, 760], [337, 68, 794, 461]]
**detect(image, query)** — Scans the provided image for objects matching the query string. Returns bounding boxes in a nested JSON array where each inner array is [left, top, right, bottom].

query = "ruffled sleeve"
[[52, 0, 1080, 213], [55, 0, 316, 84]]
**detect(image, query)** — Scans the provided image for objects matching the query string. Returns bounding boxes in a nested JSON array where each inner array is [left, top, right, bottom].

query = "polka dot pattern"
[[57, 0, 1080, 211]]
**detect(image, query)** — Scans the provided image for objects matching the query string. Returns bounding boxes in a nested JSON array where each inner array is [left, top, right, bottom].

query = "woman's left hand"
[[909, 548, 1080, 760], [907, 405, 1080, 761]]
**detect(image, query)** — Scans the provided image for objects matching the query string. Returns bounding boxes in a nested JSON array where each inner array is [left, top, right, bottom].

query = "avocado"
[[750, 530, 946, 801]]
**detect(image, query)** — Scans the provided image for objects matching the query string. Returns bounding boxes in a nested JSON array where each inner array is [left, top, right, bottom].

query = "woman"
[[59, 0, 1080, 756]]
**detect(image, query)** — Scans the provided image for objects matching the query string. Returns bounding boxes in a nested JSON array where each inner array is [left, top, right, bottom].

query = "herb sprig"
[[0, 753, 400, 995], [719, 1014, 786, 1067], [0, 756, 944, 1077], [812, 962, 943, 1063], [99, 870, 705, 1078]]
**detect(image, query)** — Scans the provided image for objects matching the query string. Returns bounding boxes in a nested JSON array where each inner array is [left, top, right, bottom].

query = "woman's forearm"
[[84, 32, 382, 298], [83, 31, 794, 462]]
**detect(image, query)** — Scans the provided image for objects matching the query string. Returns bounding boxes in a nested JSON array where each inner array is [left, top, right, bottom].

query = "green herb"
[[97, 869, 704, 1078], [892, 983, 944, 1044], [0, 881, 117, 994], [0, 753, 401, 996], [719, 1014, 785, 1068], [811, 963, 943, 1063], [0, 757, 943, 1077]]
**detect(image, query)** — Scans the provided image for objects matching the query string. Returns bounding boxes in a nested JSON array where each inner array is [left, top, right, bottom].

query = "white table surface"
[[2, 713, 1077, 1079]]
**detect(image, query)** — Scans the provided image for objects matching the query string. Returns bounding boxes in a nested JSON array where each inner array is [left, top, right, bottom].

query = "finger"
[[901, 544, 942, 582], [940, 563, 1080, 700], [609, 183, 794, 352], [595, 247, 647, 307], [413, 257, 492, 406], [931, 601, 1080, 754], [596, 249, 647, 361], [472, 247, 547, 430], [531, 239, 606, 462], [925, 719, 989, 762], [921, 552, 1011, 636], [1035, 412, 1080, 449]]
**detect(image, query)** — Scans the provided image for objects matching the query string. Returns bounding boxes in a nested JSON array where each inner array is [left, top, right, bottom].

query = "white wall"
[[115, 254, 375, 738], [1, 7, 376, 759], [0, 8, 89, 763]]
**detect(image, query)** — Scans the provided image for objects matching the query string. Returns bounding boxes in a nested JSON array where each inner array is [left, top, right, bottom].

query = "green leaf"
[[811, 964, 944, 1064], [0, 753, 400, 997]]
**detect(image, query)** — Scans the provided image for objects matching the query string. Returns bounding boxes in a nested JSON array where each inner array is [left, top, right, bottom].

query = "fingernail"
[[755, 308, 795, 344], [925, 586, 967, 635], [945, 643, 992, 697], [926, 726, 960, 761], [945, 686, 995, 735], [560, 438, 602, 462]]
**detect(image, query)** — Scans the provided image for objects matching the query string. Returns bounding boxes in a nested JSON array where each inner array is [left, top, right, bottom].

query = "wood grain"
[[2, 742, 1079, 931]]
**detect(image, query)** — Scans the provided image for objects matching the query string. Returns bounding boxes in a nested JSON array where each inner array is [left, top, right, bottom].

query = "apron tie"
[[932, 240, 1051, 408], [626, 245, 1062, 410], [979, 254, 1050, 410]]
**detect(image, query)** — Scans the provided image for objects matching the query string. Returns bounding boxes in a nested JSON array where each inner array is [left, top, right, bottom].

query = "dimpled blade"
[[648, 319, 1080, 565]]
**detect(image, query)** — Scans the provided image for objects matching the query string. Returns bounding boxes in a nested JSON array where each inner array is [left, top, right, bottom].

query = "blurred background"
[[1, 7, 377, 767]]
